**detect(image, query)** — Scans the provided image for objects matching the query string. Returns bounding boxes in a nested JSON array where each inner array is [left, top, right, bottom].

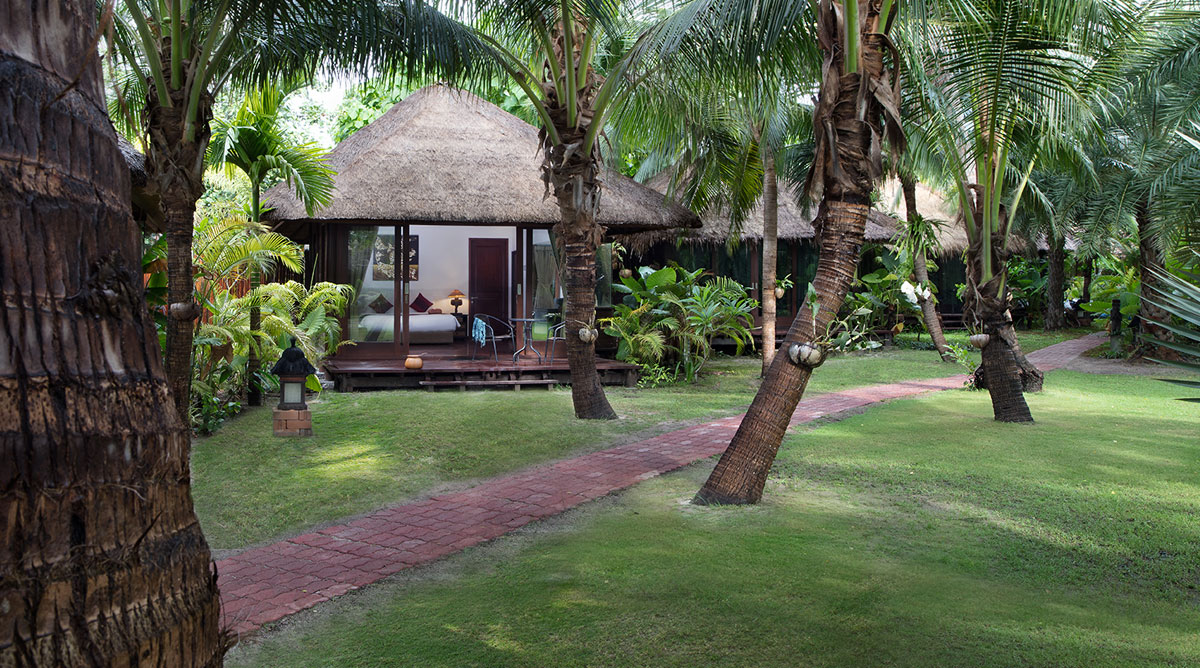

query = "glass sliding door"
[[346, 225, 406, 355]]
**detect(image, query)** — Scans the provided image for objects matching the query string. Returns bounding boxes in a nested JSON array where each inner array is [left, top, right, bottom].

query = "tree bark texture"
[[0, 3, 224, 665], [760, 149, 779, 375], [695, 2, 904, 504], [145, 59, 212, 426], [1136, 200, 1172, 358], [900, 175, 951, 360], [696, 201, 870, 504], [1081, 256, 1093, 303], [542, 18, 616, 420], [962, 193, 1036, 421], [1044, 235, 1067, 330]]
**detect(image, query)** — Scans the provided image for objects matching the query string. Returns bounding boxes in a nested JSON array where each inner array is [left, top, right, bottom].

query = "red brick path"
[[215, 333, 1102, 635]]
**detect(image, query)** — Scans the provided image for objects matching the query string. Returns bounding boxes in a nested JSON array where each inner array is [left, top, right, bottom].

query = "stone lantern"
[[270, 339, 317, 437]]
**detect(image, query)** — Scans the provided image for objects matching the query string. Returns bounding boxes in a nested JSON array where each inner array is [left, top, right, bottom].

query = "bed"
[[356, 312, 460, 344]]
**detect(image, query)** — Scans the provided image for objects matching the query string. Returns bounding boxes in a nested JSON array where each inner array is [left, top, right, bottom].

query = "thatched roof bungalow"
[[262, 85, 698, 379]]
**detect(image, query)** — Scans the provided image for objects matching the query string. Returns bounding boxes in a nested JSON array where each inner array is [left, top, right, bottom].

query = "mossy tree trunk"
[[0, 1, 223, 664]]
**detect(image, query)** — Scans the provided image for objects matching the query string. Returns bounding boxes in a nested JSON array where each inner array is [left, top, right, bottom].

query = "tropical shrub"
[[1006, 256, 1048, 328], [845, 251, 920, 335], [604, 266, 757, 383]]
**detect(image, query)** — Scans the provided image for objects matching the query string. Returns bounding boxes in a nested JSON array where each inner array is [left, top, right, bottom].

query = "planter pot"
[[774, 287, 786, 300], [578, 327, 598, 343], [619, 268, 633, 279], [404, 355, 424, 370], [969, 333, 991, 349]]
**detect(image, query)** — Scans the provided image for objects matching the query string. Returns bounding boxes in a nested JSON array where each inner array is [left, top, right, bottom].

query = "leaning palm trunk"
[[542, 18, 617, 420], [963, 196, 1037, 421], [146, 72, 213, 424], [0, 2, 223, 664], [900, 174, 951, 360], [761, 149, 780, 373], [696, 1, 903, 505]]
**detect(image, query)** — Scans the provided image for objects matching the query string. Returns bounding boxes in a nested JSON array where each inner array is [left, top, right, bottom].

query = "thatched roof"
[[875, 179, 967, 258], [618, 172, 898, 253], [118, 135, 164, 230], [875, 179, 1073, 258], [263, 85, 699, 236]]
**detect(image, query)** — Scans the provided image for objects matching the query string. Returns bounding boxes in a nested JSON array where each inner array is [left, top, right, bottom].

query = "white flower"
[[900, 281, 920, 306]]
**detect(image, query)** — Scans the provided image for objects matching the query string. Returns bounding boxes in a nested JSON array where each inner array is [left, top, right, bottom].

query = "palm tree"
[[105, 0, 489, 422], [897, 173, 953, 359], [1085, 11, 1200, 355], [439, 2, 662, 419], [904, 0, 1146, 422], [695, 0, 905, 505], [618, 72, 818, 374], [207, 83, 334, 405], [1, 0, 222, 662]]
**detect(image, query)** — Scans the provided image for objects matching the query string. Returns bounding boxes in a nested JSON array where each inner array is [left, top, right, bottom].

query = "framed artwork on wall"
[[405, 235, 419, 281], [372, 234, 395, 281]]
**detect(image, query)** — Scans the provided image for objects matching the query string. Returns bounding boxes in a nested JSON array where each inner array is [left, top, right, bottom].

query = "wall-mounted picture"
[[371, 234, 395, 281], [371, 234, 418, 281], [405, 235, 419, 281]]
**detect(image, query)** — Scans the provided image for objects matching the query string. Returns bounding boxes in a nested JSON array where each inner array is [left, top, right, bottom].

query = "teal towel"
[[472, 317, 488, 346]]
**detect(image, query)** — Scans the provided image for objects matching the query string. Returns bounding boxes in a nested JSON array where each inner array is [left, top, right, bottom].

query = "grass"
[[191, 330, 1082, 550], [893, 326, 1094, 354], [227, 371, 1200, 668]]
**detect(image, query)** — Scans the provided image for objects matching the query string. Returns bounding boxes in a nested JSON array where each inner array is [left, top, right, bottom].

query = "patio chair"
[[545, 320, 568, 364], [470, 314, 515, 362]]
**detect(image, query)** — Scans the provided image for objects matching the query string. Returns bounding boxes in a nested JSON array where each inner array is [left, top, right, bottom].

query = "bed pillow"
[[427, 307, 443, 314], [409, 292, 433, 313], [368, 294, 392, 314]]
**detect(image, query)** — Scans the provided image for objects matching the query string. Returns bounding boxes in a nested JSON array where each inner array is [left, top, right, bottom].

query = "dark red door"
[[469, 238, 509, 321]]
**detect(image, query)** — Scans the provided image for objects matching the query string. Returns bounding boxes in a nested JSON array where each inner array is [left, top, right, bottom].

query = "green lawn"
[[227, 372, 1200, 668], [192, 330, 1083, 550]]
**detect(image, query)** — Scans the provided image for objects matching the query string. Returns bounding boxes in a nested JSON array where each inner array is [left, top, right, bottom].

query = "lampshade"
[[448, 289, 466, 299]]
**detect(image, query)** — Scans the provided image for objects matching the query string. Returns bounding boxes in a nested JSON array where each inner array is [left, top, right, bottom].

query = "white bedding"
[[357, 312, 459, 343]]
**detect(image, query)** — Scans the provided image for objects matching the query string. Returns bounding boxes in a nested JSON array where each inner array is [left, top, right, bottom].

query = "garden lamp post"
[[271, 339, 317, 436]]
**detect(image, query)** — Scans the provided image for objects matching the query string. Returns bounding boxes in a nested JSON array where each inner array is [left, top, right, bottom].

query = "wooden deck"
[[324, 342, 638, 391]]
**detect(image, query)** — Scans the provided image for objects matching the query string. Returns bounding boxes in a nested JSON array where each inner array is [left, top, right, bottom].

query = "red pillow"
[[409, 292, 433, 313]]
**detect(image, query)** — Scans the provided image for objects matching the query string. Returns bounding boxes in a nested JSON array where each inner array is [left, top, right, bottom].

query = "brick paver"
[[215, 333, 1102, 635]]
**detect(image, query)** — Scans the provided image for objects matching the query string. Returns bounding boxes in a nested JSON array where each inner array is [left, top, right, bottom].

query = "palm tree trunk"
[[146, 72, 212, 425], [0, 3, 223, 664], [695, 1, 898, 504], [900, 174, 951, 360], [550, 161, 618, 420], [1081, 256, 1093, 303], [1136, 199, 1172, 358], [543, 16, 616, 421], [761, 149, 779, 374], [1045, 235, 1067, 330], [696, 200, 870, 504], [247, 184, 263, 407], [964, 202, 1036, 421]]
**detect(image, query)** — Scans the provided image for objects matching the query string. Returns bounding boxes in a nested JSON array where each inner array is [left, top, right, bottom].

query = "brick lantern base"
[[273, 408, 313, 437]]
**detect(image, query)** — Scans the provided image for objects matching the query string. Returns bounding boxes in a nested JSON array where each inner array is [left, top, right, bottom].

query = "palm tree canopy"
[[207, 84, 336, 217]]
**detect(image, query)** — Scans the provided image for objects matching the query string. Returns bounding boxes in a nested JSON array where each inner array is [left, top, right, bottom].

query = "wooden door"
[[469, 238, 509, 321]]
